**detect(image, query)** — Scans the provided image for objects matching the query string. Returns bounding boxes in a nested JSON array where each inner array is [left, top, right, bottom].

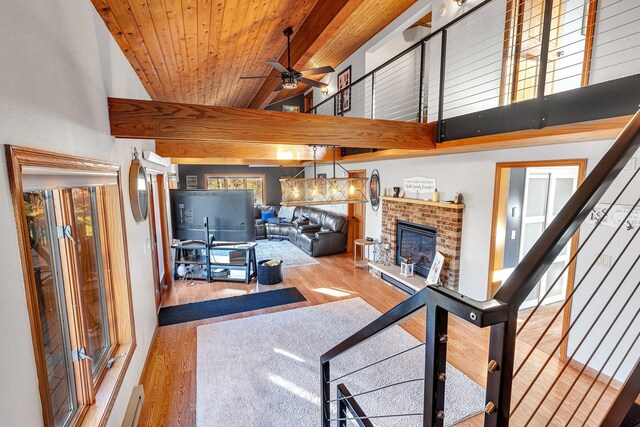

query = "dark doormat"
[[158, 287, 307, 326]]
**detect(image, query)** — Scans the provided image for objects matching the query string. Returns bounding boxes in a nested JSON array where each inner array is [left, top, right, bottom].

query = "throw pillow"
[[279, 206, 295, 222], [261, 211, 275, 222]]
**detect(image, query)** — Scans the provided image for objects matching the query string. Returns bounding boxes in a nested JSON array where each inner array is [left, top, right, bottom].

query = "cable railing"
[[310, 0, 640, 143], [321, 110, 640, 426]]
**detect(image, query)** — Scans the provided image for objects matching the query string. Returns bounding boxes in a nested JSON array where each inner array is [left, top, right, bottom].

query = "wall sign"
[[587, 203, 639, 229], [404, 176, 436, 194]]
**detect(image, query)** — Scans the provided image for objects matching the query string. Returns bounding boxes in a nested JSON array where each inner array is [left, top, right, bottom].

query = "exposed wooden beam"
[[170, 158, 305, 166], [108, 97, 436, 150], [336, 115, 632, 163], [247, 0, 365, 110], [156, 141, 339, 161]]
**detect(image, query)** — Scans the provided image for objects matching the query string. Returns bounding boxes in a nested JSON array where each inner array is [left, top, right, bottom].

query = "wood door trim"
[[347, 170, 367, 253], [487, 159, 586, 362], [156, 175, 172, 298], [581, 0, 599, 87]]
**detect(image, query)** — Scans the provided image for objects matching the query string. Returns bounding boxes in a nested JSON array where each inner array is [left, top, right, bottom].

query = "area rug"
[[197, 298, 485, 426], [255, 239, 319, 268], [158, 288, 306, 326]]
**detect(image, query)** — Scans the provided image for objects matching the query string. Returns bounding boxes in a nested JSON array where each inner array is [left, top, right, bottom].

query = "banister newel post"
[[424, 303, 448, 426]]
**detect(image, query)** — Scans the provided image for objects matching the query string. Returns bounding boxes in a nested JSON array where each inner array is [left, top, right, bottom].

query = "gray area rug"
[[255, 239, 319, 268], [197, 298, 485, 426]]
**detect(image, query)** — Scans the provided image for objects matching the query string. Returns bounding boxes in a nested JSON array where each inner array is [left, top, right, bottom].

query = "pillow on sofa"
[[278, 206, 296, 222], [261, 211, 275, 221]]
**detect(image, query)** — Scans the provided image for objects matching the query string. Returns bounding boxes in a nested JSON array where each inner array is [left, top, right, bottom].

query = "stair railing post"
[[436, 29, 448, 143], [423, 303, 448, 426], [600, 358, 640, 426], [418, 41, 426, 123], [321, 360, 331, 427], [484, 309, 518, 426], [535, 0, 555, 128]]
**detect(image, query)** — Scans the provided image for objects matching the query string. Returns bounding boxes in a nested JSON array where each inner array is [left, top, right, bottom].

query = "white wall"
[[310, 0, 432, 121], [568, 160, 640, 381], [0, 1, 157, 426], [309, 140, 613, 301]]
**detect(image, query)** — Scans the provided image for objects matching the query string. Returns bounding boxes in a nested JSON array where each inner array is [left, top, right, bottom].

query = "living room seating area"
[[254, 206, 348, 257]]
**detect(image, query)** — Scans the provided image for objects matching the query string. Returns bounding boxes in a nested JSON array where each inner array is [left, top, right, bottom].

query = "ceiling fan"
[[240, 27, 334, 91]]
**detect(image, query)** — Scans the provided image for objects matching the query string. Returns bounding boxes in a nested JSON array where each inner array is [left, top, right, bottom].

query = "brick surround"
[[381, 197, 464, 291]]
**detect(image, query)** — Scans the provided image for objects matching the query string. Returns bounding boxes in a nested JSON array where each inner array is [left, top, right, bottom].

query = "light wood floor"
[[137, 252, 621, 426]]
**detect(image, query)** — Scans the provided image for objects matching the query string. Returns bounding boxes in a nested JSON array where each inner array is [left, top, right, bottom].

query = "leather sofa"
[[255, 206, 348, 257]]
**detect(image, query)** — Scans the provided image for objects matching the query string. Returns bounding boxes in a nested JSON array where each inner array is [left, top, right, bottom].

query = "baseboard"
[[138, 324, 159, 384], [567, 358, 623, 390]]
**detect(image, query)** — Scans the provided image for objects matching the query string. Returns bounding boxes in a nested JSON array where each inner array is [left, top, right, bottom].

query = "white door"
[[519, 167, 579, 309]]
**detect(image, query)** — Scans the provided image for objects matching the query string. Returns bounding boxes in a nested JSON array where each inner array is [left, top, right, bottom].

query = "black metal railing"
[[310, 0, 640, 144], [321, 110, 640, 426]]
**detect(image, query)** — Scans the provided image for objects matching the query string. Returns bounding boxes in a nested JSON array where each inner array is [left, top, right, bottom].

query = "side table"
[[354, 239, 375, 270]]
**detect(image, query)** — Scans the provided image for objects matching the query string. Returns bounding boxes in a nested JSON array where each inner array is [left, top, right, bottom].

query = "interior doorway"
[[347, 170, 367, 252], [147, 173, 172, 310], [488, 159, 586, 360]]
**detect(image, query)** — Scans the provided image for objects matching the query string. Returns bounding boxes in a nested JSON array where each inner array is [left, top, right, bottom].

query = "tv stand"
[[172, 241, 258, 283]]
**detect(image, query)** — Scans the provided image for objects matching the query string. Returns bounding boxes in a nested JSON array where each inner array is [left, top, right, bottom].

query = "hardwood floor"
[[137, 252, 620, 426]]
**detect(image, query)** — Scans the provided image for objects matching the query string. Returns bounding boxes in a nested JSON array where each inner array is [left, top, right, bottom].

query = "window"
[[204, 174, 266, 205], [501, 0, 598, 103], [8, 147, 136, 427]]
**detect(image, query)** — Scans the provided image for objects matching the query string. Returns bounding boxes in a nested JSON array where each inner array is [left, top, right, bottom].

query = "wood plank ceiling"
[[91, 0, 416, 108]]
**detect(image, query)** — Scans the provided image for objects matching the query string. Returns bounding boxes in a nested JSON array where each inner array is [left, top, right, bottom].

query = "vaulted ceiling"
[[91, 0, 415, 108]]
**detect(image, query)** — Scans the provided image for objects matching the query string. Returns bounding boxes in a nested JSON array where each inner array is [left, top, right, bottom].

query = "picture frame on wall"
[[336, 65, 351, 115], [282, 105, 300, 113], [186, 175, 198, 189], [317, 173, 327, 179]]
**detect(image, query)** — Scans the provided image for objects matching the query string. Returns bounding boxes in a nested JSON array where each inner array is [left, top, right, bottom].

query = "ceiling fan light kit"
[[240, 27, 334, 93]]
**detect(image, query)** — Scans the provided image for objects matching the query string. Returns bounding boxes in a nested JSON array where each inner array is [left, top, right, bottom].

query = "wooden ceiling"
[[91, 0, 416, 108]]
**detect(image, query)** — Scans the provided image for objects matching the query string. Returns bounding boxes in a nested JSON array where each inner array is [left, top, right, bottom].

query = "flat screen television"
[[170, 189, 256, 242]]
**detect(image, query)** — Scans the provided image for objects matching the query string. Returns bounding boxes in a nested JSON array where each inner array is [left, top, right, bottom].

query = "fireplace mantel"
[[380, 196, 464, 210]]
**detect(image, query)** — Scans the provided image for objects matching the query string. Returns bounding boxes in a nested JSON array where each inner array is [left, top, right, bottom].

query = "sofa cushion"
[[308, 209, 325, 225], [297, 233, 315, 252], [322, 213, 346, 232]]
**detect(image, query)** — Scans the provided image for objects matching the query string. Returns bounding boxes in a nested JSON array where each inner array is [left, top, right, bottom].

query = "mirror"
[[369, 169, 381, 211], [129, 159, 149, 222]]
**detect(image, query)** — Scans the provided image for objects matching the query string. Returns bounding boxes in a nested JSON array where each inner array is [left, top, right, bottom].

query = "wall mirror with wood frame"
[[6, 146, 136, 427]]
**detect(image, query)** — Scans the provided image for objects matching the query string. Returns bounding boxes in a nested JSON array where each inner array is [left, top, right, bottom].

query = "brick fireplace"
[[380, 196, 464, 290]]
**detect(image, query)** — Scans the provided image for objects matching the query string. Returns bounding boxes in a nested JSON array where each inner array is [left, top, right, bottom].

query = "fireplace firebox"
[[396, 220, 437, 278]]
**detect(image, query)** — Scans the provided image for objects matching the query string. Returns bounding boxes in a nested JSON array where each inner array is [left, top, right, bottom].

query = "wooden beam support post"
[[108, 97, 437, 150], [155, 141, 339, 161]]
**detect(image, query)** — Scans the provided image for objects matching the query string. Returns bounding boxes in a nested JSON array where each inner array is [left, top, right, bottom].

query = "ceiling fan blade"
[[267, 60, 289, 74], [274, 83, 284, 92], [240, 75, 282, 79], [299, 77, 327, 89], [301, 66, 335, 76]]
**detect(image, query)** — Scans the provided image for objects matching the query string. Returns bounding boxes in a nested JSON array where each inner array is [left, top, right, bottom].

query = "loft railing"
[[321, 109, 640, 426], [310, 0, 640, 143]]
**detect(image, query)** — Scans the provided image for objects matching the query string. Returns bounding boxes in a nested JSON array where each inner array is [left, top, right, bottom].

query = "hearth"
[[396, 220, 437, 278]]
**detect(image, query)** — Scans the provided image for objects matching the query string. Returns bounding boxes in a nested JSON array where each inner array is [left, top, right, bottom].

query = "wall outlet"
[[596, 254, 612, 268]]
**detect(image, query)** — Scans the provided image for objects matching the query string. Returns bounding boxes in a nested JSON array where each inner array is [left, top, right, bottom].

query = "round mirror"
[[370, 169, 381, 211], [129, 159, 149, 222]]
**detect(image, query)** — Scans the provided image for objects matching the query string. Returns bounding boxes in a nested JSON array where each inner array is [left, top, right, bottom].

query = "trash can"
[[257, 259, 284, 285]]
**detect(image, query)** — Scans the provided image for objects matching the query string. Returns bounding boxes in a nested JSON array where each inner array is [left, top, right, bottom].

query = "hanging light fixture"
[[280, 146, 368, 206]]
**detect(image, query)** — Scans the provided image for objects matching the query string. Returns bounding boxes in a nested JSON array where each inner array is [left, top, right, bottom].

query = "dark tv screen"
[[170, 190, 255, 242]]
